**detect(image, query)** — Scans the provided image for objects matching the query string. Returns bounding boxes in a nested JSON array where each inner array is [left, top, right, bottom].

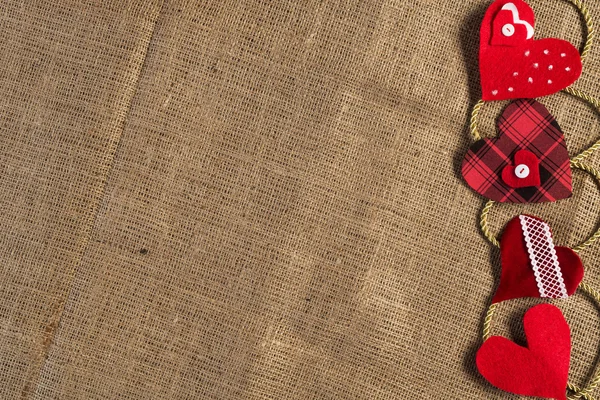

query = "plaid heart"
[[462, 99, 572, 203]]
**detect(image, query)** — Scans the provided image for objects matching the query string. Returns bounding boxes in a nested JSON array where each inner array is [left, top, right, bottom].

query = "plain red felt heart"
[[476, 304, 571, 400], [493, 215, 583, 304], [501, 149, 541, 188], [480, 0, 582, 101], [462, 99, 572, 203]]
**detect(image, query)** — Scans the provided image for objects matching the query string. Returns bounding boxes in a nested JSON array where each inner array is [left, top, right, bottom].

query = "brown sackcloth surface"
[[2, 0, 600, 398]]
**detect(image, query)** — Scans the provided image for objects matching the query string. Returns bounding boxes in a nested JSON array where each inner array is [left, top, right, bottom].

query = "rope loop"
[[474, 2, 599, 399]]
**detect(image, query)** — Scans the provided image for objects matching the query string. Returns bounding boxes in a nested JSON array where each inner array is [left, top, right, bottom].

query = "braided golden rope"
[[573, 0, 596, 63], [482, 282, 600, 400], [567, 87, 600, 165]]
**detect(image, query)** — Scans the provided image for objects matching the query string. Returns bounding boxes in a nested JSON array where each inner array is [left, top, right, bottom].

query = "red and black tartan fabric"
[[462, 99, 572, 203]]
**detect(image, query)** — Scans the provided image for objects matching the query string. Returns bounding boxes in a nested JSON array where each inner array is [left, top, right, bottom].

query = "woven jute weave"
[[2, 0, 600, 399]]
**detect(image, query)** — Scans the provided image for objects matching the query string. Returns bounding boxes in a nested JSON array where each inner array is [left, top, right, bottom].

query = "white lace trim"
[[519, 215, 568, 298]]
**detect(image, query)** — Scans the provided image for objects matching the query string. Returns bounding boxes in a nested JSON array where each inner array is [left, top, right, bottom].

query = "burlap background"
[[2, 0, 600, 398]]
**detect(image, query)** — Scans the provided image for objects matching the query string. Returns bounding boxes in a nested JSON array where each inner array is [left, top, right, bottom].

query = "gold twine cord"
[[482, 282, 600, 400], [573, 0, 596, 64]]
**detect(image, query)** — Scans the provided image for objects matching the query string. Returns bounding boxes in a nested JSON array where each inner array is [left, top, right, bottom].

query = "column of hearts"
[[472, 114, 600, 398], [464, 0, 600, 399]]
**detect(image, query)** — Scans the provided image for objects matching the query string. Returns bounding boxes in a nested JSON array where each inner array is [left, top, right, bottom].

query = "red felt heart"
[[502, 149, 541, 188], [493, 215, 583, 304], [462, 99, 572, 203], [476, 304, 571, 400], [480, 0, 582, 101]]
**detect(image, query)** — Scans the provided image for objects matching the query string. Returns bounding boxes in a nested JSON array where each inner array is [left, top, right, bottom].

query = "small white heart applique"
[[501, 2, 534, 39]]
